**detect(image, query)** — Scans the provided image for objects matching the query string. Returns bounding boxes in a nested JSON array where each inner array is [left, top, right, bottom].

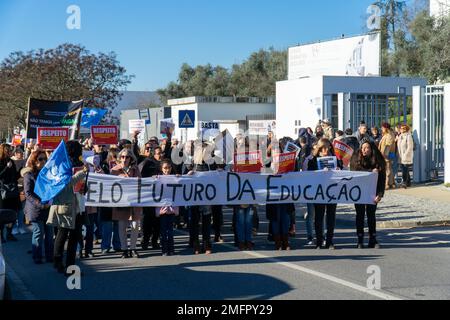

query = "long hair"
[[66, 140, 83, 167], [351, 141, 386, 172], [0, 143, 12, 162], [27, 151, 47, 173], [312, 138, 334, 158]]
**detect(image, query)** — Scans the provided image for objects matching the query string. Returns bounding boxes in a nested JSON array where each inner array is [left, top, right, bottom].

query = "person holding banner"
[[47, 141, 88, 274], [187, 141, 216, 255], [306, 138, 343, 250], [111, 149, 143, 259], [155, 159, 179, 256], [350, 139, 386, 249]]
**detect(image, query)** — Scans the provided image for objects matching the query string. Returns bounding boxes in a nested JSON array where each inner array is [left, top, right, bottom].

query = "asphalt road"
[[3, 208, 450, 300]]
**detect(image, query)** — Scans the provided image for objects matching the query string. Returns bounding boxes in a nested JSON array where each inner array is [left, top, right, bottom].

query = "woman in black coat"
[[350, 139, 386, 249], [306, 138, 343, 250], [0, 144, 21, 242], [22, 151, 54, 263]]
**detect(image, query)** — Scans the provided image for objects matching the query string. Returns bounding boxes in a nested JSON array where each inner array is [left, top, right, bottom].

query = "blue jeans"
[[31, 221, 54, 262], [306, 203, 315, 239], [272, 206, 291, 236], [16, 204, 25, 230], [101, 221, 121, 251], [235, 207, 252, 243], [160, 215, 175, 254], [393, 156, 399, 181]]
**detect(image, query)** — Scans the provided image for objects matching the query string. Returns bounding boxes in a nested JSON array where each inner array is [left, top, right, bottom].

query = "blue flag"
[[34, 140, 73, 202], [81, 108, 107, 128]]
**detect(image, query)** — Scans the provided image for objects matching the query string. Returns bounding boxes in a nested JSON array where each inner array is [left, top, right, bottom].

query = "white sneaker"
[[19, 228, 28, 234], [12, 228, 19, 235]]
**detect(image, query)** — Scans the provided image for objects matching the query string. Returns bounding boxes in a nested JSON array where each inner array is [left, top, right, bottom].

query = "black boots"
[[53, 258, 65, 273]]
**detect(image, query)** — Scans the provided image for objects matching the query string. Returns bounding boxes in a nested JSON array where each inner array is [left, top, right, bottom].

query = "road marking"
[[225, 245, 404, 300]]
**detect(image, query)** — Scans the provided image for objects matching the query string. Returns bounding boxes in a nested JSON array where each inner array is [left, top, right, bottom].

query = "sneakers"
[[368, 239, 381, 249], [84, 252, 95, 259], [306, 238, 314, 246], [130, 250, 140, 258], [325, 242, 336, 250], [214, 235, 224, 243]]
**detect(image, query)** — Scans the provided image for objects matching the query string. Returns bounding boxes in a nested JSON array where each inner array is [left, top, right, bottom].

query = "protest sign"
[[27, 98, 83, 139], [284, 141, 301, 154], [85, 170, 378, 207], [129, 119, 146, 134], [233, 151, 263, 173], [272, 152, 297, 174], [200, 121, 220, 141], [248, 120, 276, 136], [12, 135, 22, 147], [333, 140, 354, 167], [91, 125, 118, 145], [160, 119, 175, 135], [317, 156, 338, 170], [37, 127, 69, 150]]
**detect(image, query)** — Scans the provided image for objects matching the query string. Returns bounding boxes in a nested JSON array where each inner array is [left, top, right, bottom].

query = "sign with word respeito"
[[37, 127, 69, 150], [91, 125, 118, 145]]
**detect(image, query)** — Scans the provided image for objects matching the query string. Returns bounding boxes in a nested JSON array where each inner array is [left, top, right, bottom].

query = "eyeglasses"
[[121, 155, 131, 159], [37, 157, 46, 162]]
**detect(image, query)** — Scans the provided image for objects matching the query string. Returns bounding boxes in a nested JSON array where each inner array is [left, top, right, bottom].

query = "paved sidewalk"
[[333, 184, 450, 229]]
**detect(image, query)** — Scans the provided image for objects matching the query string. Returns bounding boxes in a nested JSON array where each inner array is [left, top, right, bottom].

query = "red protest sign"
[[12, 135, 22, 147], [37, 127, 69, 150], [272, 151, 297, 174], [91, 125, 118, 145], [233, 151, 263, 173], [333, 140, 354, 167]]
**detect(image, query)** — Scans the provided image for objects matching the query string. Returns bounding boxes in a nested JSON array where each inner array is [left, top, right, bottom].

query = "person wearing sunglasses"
[[111, 149, 143, 259], [22, 151, 54, 264]]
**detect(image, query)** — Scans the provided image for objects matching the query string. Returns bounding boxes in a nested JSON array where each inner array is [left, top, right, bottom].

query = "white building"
[[430, 0, 450, 18], [168, 96, 276, 142], [276, 76, 427, 138]]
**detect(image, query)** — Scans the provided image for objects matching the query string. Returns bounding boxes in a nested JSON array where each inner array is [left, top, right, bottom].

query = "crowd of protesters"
[[0, 118, 415, 274]]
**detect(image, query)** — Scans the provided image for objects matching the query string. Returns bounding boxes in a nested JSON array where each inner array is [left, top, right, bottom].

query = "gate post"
[[445, 84, 450, 185], [413, 86, 427, 183]]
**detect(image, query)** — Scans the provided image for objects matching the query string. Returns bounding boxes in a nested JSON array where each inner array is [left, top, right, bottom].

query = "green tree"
[[157, 48, 287, 103], [0, 43, 133, 136]]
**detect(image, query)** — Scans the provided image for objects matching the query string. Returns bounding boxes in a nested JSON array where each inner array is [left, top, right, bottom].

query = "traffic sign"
[[179, 110, 195, 128]]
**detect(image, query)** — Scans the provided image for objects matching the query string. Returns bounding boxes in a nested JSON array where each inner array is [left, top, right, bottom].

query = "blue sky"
[[0, 0, 376, 91]]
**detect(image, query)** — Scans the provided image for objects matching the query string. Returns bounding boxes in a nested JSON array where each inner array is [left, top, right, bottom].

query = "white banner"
[[85, 171, 378, 207]]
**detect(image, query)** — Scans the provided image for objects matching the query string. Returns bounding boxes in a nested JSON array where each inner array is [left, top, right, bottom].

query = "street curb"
[[337, 218, 450, 229], [4, 262, 36, 300]]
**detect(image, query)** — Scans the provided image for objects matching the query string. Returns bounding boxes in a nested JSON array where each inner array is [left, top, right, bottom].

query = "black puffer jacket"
[[0, 158, 21, 211], [21, 167, 49, 222]]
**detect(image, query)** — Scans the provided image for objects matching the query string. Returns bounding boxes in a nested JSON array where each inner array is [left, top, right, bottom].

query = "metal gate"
[[348, 87, 408, 130], [413, 85, 446, 182]]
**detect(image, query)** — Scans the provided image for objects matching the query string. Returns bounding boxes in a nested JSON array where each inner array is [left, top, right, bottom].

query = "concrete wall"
[[120, 107, 166, 141], [171, 102, 275, 142], [276, 77, 324, 138], [322, 76, 427, 95]]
